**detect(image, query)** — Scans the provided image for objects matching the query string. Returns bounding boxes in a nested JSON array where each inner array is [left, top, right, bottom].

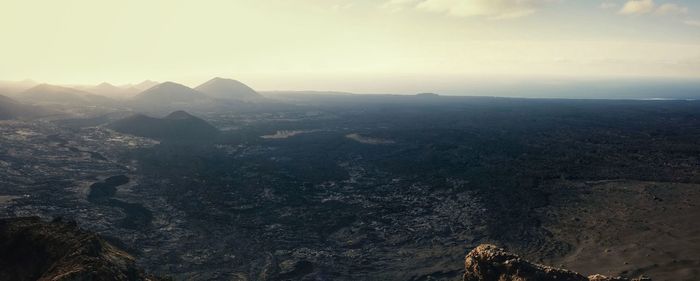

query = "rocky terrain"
[[1, 218, 659, 281], [463, 244, 651, 281], [3, 96, 700, 280], [538, 181, 700, 280], [0, 217, 161, 281]]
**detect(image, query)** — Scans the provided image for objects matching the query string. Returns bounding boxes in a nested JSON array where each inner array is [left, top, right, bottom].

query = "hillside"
[[0, 79, 37, 95], [195, 77, 262, 100], [0, 94, 49, 119], [107, 110, 219, 141], [79, 82, 140, 99], [132, 80, 159, 91], [0, 94, 22, 119], [19, 84, 113, 106], [0, 217, 162, 281], [131, 82, 206, 106]]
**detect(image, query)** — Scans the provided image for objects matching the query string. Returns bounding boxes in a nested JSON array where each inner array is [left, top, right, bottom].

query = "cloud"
[[619, 0, 690, 17], [384, 0, 555, 19], [685, 20, 700, 27], [655, 3, 688, 15], [619, 0, 655, 15]]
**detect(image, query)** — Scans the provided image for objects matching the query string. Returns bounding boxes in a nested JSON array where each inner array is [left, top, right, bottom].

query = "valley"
[[3, 93, 700, 280]]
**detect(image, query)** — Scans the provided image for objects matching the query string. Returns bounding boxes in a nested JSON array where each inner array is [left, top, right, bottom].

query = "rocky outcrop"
[[463, 244, 651, 281], [0, 217, 161, 281], [0, 217, 661, 281]]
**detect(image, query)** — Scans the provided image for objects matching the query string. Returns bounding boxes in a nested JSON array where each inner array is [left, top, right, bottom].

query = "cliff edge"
[[0, 217, 161, 281]]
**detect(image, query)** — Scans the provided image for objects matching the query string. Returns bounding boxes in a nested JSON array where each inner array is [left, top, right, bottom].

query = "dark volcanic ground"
[[2, 96, 700, 280]]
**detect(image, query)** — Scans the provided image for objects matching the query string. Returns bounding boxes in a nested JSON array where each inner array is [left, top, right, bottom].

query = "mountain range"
[[75, 82, 141, 99], [2, 77, 265, 115], [19, 84, 114, 106]]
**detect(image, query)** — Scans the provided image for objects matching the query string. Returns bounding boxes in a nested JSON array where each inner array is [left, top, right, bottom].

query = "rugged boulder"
[[463, 244, 651, 281], [0, 217, 161, 281]]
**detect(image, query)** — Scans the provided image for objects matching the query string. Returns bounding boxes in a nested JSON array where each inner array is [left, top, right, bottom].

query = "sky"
[[1, 0, 700, 93]]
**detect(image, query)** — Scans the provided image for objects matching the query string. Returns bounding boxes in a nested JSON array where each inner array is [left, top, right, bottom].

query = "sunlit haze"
[[5, 2, 700, 280], [2, 0, 700, 93]]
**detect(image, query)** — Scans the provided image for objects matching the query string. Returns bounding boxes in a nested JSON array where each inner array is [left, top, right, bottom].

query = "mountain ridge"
[[20, 84, 114, 106], [195, 77, 262, 100], [131, 82, 207, 106]]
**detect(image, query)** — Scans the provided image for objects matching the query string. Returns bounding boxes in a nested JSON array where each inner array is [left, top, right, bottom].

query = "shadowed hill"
[[107, 110, 219, 141], [0, 94, 51, 119], [0, 94, 25, 119], [0, 217, 162, 281], [195, 77, 262, 101]]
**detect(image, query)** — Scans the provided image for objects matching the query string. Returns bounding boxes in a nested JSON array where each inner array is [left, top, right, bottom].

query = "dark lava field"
[[3, 95, 700, 280]]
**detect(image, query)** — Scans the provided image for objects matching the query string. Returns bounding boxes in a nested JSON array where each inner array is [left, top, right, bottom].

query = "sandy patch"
[[540, 181, 700, 281], [0, 195, 20, 204], [261, 130, 317, 139], [345, 133, 395, 145]]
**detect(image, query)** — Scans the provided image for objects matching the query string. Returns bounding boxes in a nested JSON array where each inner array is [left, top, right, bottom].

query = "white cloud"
[[619, 0, 655, 15], [655, 3, 688, 15], [685, 20, 700, 27], [384, 0, 555, 19]]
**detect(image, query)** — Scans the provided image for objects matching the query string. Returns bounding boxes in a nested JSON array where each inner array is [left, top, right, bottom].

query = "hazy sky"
[[1, 0, 700, 92]]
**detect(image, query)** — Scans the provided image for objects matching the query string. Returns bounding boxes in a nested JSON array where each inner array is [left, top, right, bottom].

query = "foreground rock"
[[463, 244, 650, 281], [0, 217, 161, 281]]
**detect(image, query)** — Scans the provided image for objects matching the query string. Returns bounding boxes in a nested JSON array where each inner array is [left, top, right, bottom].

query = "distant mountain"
[[0, 79, 38, 95], [195, 77, 262, 100], [0, 94, 27, 119], [131, 82, 207, 106], [0, 95, 17, 118], [0, 94, 53, 119], [94, 82, 122, 92], [416, 93, 440, 98], [78, 82, 140, 99], [19, 84, 114, 106], [107, 110, 219, 141], [132, 80, 160, 91]]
